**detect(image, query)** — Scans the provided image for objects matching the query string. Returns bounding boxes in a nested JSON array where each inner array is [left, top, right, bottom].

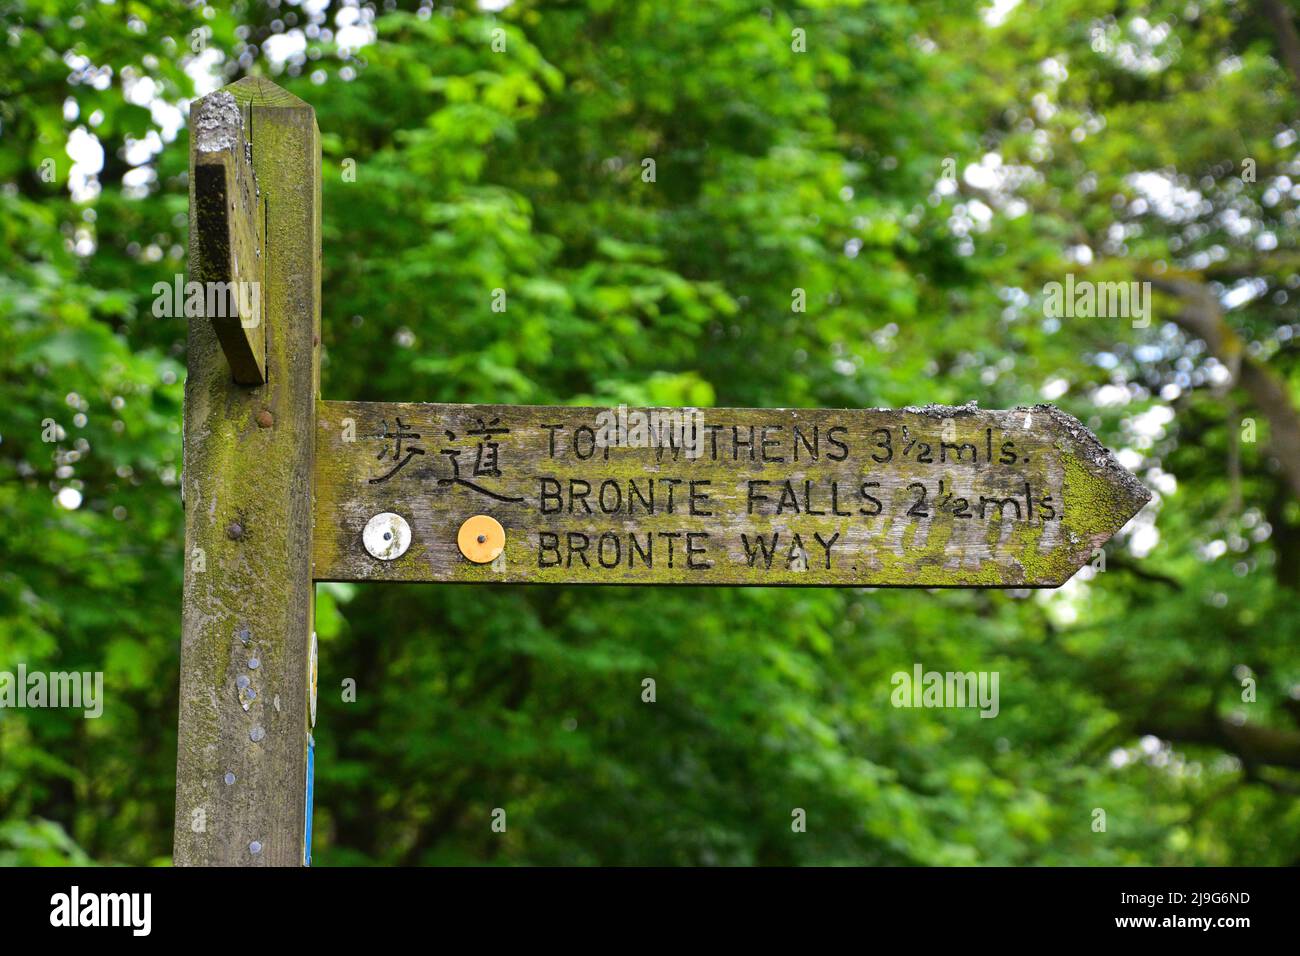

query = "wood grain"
[[312, 401, 1150, 588]]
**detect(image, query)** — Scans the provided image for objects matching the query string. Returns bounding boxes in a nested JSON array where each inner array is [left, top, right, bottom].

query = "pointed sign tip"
[[1037, 403, 1152, 512]]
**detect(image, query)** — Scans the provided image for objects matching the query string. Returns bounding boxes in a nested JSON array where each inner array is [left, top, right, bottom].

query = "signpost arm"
[[191, 89, 265, 384], [175, 76, 321, 866]]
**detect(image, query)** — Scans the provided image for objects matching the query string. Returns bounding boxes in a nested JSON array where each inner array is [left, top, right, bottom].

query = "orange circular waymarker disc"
[[457, 515, 505, 564]]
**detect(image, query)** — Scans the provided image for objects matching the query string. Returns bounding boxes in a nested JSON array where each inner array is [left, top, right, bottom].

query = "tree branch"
[[1259, 0, 1300, 96], [1148, 276, 1300, 500], [1139, 711, 1300, 771]]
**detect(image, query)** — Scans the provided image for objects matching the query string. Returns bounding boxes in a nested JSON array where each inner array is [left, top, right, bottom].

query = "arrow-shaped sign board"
[[312, 401, 1149, 587]]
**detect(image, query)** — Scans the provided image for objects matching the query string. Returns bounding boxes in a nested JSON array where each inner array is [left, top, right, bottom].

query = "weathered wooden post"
[[176, 76, 320, 866], [176, 80, 1150, 867]]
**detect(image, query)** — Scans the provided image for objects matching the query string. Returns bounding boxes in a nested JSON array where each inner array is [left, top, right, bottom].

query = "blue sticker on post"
[[304, 733, 315, 866]]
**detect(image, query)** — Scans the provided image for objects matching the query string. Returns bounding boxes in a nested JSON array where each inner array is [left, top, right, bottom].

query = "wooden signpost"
[[176, 79, 1150, 866]]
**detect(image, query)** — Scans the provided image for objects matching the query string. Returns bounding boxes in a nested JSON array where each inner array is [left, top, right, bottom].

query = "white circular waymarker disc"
[[308, 631, 318, 729], [362, 512, 411, 561]]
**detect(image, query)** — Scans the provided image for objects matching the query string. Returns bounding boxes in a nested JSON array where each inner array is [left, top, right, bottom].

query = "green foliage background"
[[1, 0, 1299, 865]]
